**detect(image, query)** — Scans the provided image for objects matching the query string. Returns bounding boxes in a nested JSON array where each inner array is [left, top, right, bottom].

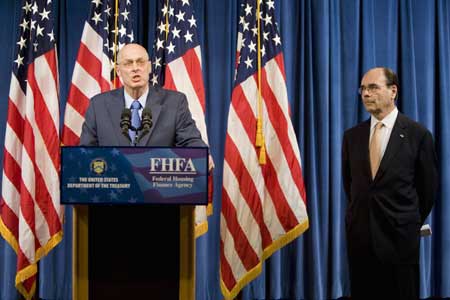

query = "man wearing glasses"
[[80, 43, 205, 148], [78, 44, 208, 299], [342, 67, 438, 299]]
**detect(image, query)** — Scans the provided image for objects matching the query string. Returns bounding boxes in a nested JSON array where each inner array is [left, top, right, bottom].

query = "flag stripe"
[[0, 195, 19, 243], [224, 134, 273, 248], [71, 62, 101, 99], [76, 43, 111, 91], [181, 47, 206, 111], [220, 239, 237, 289], [44, 50, 59, 90], [220, 216, 247, 286], [27, 63, 59, 170], [9, 76, 26, 119], [260, 66, 306, 203], [80, 23, 104, 61], [264, 61, 306, 201], [66, 85, 90, 117], [2, 154, 21, 216], [222, 164, 260, 267], [166, 60, 209, 143], [62, 124, 81, 145]]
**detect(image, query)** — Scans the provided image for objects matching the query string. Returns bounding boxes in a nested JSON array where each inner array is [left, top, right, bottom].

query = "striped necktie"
[[129, 100, 142, 145]]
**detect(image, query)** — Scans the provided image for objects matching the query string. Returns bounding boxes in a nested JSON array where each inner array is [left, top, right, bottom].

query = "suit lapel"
[[105, 88, 131, 146], [137, 86, 162, 146], [373, 113, 407, 182], [360, 119, 373, 181]]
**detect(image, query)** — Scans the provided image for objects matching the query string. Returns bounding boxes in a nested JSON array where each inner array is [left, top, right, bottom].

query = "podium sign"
[[61, 146, 208, 205]]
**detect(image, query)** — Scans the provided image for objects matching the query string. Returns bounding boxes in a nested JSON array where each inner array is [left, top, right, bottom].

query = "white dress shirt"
[[369, 107, 398, 160], [124, 88, 149, 118]]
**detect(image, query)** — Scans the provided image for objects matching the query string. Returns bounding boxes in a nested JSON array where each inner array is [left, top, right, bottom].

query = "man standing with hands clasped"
[[342, 67, 438, 299]]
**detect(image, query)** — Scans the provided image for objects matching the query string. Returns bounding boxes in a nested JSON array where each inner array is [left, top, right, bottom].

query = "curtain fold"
[[1, 1, 449, 299]]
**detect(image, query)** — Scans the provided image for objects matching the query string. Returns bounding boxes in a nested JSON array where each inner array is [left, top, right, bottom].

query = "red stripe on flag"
[[0, 195, 19, 238], [6, 98, 25, 144], [62, 125, 81, 146], [33, 177, 61, 236], [261, 158, 300, 231], [181, 48, 206, 112], [19, 119, 40, 247], [231, 85, 257, 145], [27, 64, 60, 170], [274, 54, 287, 83], [260, 67, 307, 202], [3, 150, 22, 198], [221, 189, 259, 269], [66, 85, 90, 117], [17, 245, 34, 274], [77, 43, 111, 91], [163, 67, 177, 91], [224, 134, 273, 248], [44, 50, 58, 86], [22, 275, 35, 297], [220, 239, 237, 290]]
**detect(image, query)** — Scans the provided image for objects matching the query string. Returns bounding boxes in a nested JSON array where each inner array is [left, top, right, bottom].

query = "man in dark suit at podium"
[[80, 43, 206, 148], [342, 67, 438, 299], [79, 43, 206, 300]]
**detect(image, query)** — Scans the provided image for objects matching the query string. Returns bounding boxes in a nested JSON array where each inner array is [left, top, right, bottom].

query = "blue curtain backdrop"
[[0, 0, 449, 299]]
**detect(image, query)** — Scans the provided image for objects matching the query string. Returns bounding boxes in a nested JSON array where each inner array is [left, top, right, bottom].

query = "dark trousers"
[[349, 253, 419, 300]]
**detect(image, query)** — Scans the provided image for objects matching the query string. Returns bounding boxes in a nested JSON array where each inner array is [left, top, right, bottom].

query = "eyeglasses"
[[358, 84, 390, 95], [118, 58, 148, 68]]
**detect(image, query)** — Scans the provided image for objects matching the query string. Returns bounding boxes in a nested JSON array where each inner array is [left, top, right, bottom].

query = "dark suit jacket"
[[342, 112, 438, 264], [80, 85, 206, 147]]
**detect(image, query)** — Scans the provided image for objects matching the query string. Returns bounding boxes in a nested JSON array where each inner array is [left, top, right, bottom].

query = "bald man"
[[80, 43, 206, 148], [342, 67, 438, 299], [78, 44, 208, 299]]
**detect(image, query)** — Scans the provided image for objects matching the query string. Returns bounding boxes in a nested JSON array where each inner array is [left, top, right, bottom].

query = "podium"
[[61, 147, 208, 300]]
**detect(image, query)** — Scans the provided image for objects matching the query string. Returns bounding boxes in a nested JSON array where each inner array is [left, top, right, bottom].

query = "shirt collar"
[[370, 107, 398, 130], [124, 87, 149, 109]]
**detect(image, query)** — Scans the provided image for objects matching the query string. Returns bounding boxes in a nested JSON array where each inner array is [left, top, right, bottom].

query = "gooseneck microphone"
[[120, 108, 132, 142], [137, 108, 153, 143]]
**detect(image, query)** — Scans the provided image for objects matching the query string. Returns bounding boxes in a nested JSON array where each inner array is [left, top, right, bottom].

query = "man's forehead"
[[361, 69, 385, 84], [119, 45, 149, 60]]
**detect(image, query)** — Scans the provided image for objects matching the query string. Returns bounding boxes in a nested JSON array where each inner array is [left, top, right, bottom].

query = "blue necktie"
[[129, 100, 142, 144]]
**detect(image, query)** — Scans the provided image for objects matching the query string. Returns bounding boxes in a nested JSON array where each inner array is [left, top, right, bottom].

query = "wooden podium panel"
[[89, 205, 179, 299], [72, 205, 195, 300]]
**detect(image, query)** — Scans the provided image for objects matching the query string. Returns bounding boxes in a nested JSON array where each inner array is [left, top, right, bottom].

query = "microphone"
[[120, 108, 132, 142], [137, 108, 152, 143]]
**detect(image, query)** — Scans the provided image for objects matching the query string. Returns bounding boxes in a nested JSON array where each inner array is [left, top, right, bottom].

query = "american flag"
[[220, 0, 309, 298], [0, 0, 63, 299], [151, 0, 212, 237], [62, 0, 134, 145]]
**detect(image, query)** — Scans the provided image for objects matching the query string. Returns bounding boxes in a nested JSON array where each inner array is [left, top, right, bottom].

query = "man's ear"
[[391, 85, 398, 101]]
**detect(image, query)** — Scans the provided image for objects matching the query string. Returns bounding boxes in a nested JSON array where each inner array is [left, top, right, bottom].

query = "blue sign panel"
[[61, 147, 208, 205]]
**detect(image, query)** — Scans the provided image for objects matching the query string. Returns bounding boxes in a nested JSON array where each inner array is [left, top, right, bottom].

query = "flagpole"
[[165, 0, 170, 41], [255, 0, 266, 164], [113, 0, 120, 88]]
